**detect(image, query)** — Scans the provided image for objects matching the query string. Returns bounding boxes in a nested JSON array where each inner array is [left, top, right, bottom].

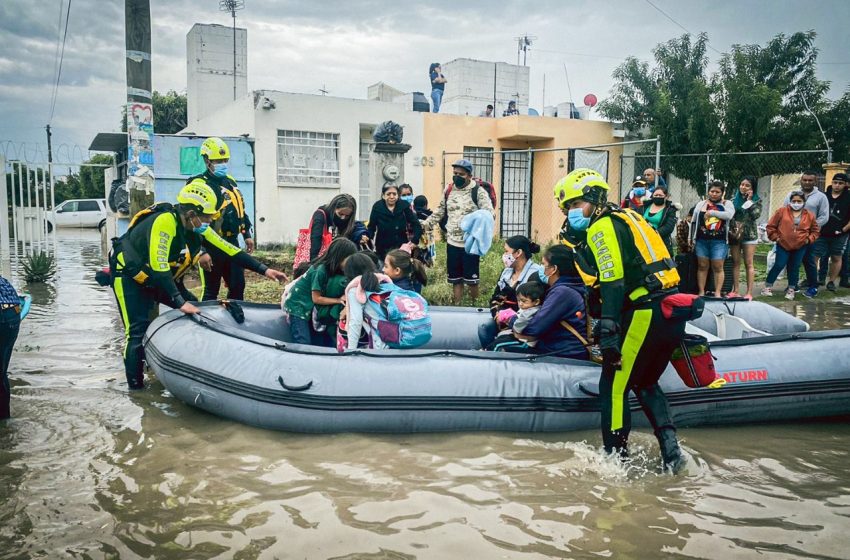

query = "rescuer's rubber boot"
[[636, 384, 686, 474]]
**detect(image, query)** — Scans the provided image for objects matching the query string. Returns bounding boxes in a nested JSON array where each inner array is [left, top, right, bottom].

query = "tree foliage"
[[599, 30, 849, 193], [120, 90, 187, 134], [6, 155, 115, 207]]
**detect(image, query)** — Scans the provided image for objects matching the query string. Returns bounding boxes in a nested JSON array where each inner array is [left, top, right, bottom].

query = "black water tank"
[[412, 92, 429, 112]]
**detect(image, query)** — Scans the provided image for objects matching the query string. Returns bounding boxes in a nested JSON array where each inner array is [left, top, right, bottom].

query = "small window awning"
[[89, 132, 128, 153]]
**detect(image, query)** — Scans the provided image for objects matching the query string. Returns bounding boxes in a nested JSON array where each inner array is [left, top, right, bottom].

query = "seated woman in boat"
[[491, 244, 588, 360], [478, 235, 544, 348]]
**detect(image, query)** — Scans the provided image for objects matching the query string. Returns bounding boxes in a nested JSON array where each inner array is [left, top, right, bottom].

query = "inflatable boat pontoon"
[[144, 300, 850, 433]]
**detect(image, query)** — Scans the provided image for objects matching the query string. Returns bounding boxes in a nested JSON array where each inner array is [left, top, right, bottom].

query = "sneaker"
[[785, 288, 795, 301], [760, 287, 773, 297], [827, 281, 837, 292], [803, 287, 818, 298]]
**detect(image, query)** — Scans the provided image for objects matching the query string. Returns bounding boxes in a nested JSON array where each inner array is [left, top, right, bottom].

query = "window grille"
[[277, 130, 340, 186], [462, 146, 494, 183]]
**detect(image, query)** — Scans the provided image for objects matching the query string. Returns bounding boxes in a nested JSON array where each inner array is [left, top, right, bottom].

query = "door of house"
[[500, 150, 532, 237]]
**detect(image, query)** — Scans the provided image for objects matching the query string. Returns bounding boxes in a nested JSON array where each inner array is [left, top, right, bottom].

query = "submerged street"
[[1, 230, 848, 559]]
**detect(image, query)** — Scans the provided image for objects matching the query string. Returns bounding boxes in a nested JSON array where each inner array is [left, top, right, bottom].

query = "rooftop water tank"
[[412, 92, 429, 112]]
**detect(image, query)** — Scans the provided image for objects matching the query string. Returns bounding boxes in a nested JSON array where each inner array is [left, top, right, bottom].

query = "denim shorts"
[[812, 234, 849, 257], [695, 238, 729, 261]]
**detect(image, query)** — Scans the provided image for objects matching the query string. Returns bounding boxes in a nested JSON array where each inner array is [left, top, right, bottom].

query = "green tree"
[[599, 33, 719, 192], [121, 90, 187, 134], [824, 88, 850, 163]]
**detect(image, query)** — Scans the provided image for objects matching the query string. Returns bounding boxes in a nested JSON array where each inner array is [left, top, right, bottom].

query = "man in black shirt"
[[812, 173, 850, 291]]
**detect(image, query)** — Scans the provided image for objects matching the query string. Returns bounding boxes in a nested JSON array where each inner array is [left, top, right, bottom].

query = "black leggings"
[[200, 247, 246, 301]]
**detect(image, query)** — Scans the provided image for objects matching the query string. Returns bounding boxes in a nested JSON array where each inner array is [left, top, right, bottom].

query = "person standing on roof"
[[421, 159, 494, 304], [188, 137, 255, 301], [503, 100, 519, 116], [109, 182, 287, 389], [429, 63, 446, 113], [553, 168, 695, 474]]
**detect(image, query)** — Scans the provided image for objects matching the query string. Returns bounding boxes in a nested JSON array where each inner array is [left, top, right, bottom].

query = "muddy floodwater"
[[2, 230, 849, 559]]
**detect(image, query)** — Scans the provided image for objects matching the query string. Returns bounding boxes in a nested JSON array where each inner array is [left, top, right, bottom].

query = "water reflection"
[[1, 230, 849, 558]]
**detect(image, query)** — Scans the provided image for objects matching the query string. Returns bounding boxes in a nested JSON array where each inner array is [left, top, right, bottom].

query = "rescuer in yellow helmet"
[[554, 168, 695, 474], [190, 136, 256, 301], [109, 182, 287, 389]]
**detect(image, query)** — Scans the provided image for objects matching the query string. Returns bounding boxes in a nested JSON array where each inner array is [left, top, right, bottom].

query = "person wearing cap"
[[811, 172, 850, 293], [109, 182, 288, 389], [502, 101, 519, 116], [422, 159, 494, 304], [553, 168, 690, 474], [188, 137, 255, 301]]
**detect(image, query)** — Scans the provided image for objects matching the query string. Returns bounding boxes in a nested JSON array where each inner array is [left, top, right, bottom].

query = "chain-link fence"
[[620, 149, 831, 218], [442, 139, 659, 244]]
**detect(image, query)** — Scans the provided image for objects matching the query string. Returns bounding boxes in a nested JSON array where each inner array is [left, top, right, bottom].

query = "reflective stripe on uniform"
[[112, 276, 131, 359], [610, 308, 653, 431], [148, 213, 177, 272], [587, 217, 624, 283]]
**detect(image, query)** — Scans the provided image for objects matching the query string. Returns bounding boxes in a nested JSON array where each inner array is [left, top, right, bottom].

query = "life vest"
[[112, 202, 199, 285], [608, 207, 679, 292]]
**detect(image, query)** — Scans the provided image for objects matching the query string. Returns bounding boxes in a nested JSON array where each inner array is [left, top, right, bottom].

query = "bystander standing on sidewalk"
[[762, 191, 819, 300], [808, 173, 850, 295], [790, 171, 830, 298]]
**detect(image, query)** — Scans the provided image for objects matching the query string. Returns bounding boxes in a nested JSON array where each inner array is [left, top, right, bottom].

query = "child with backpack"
[[284, 238, 358, 346], [339, 253, 394, 350], [339, 253, 433, 351], [383, 249, 428, 294]]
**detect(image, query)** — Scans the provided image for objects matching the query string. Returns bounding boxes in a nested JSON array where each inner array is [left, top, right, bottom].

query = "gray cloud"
[[2, 0, 848, 159]]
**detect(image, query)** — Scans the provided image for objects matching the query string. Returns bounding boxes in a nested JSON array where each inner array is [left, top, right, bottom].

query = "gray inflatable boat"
[[144, 299, 850, 433]]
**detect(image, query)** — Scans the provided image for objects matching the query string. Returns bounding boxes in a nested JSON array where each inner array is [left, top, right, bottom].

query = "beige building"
[[421, 113, 624, 242]]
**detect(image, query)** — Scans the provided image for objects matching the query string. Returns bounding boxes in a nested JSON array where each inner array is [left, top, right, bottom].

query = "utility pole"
[[45, 124, 55, 212], [220, 0, 245, 101]]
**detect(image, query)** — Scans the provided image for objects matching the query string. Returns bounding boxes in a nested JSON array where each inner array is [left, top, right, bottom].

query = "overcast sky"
[[1, 0, 848, 164]]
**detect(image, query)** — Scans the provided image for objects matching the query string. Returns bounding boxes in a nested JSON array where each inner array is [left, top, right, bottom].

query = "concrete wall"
[[441, 58, 530, 117], [187, 24, 248, 125]]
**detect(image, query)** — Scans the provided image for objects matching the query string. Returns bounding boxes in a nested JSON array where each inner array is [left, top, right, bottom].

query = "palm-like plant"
[[22, 251, 57, 283]]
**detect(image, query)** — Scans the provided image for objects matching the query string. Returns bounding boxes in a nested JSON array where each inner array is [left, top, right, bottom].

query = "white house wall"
[[192, 91, 426, 244]]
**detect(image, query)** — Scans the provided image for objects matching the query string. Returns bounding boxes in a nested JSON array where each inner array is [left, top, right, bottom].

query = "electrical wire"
[[643, 0, 724, 56], [48, 0, 73, 125]]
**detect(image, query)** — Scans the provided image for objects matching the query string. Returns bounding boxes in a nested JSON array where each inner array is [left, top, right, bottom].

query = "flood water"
[[2, 230, 849, 559]]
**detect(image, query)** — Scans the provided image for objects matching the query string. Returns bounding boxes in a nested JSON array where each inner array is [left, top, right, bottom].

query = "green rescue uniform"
[[110, 204, 267, 388], [187, 172, 254, 301]]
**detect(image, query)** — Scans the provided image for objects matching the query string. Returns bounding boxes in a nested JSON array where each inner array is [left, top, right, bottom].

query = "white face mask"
[[789, 202, 804, 211]]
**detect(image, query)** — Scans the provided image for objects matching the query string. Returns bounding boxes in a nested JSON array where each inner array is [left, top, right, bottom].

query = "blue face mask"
[[401, 195, 414, 204], [212, 163, 229, 178], [193, 222, 210, 235], [633, 187, 646, 197], [567, 208, 591, 231], [538, 270, 550, 284]]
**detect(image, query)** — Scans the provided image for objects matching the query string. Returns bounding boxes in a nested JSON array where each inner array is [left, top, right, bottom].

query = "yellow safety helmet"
[[199, 137, 230, 161], [177, 182, 218, 216], [553, 168, 610, 209]]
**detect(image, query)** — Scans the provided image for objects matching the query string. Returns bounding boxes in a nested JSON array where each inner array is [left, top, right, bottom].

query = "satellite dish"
[[527, 108, 539, 116], [583, 94, 598, 107]]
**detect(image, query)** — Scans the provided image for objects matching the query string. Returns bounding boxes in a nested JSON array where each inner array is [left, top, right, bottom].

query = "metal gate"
[[500, 150, 532, 237]]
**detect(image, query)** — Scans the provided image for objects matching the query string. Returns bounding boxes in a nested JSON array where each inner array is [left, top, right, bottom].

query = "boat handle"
[[278, 375, 313, 392]]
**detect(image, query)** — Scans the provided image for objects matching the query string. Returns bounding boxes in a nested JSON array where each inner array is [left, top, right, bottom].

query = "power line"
[[50, 0, 64, 106], [48, 0, 73, 125], [643, 0, 724, 56]]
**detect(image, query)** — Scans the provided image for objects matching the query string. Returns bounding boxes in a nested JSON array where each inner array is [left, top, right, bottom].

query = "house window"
[[277, 130, 340, 187], [462, 146, 494, 183]]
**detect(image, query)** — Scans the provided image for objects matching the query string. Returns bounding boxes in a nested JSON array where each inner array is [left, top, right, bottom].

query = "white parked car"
[[52, 198, 107, 229]]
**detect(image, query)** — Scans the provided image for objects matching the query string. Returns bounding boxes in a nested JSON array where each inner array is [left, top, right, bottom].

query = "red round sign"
[[583, 94, 598, 107]]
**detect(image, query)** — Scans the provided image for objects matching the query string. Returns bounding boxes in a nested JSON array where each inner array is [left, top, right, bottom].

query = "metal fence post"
[[654, 137, 661, 190]]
